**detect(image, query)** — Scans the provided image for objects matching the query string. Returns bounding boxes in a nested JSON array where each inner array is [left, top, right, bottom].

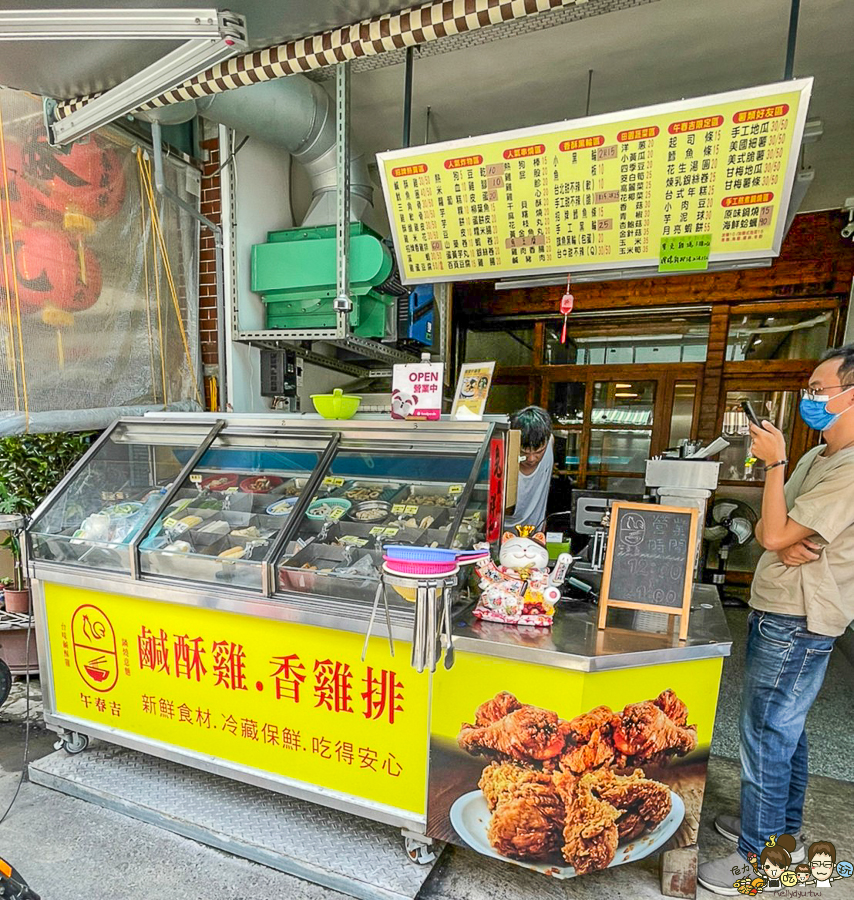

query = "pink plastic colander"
[[382, 556, 459, 576]]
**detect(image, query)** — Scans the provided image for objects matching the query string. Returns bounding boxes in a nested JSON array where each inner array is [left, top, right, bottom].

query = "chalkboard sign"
[[598, 502, 698, 640]]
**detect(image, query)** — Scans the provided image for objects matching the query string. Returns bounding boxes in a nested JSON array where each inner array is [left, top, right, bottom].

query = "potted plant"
[[0, 432, 93, 615], [1, 530, 28, 614]]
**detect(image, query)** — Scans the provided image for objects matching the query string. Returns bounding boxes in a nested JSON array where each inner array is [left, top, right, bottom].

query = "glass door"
[[547, 375, 677, 493]]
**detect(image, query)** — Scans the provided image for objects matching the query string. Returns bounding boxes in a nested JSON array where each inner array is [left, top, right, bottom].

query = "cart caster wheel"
[[0, 659, 12, 707], [61, 732, 89, 755], [404, 836, 437, 865]]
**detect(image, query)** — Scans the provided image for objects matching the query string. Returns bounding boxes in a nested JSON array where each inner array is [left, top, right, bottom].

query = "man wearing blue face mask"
[[699, 344, 854, 895]]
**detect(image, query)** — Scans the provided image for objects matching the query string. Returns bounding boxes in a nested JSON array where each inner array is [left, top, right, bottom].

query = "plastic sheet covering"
[[0, 88, 202, 433]]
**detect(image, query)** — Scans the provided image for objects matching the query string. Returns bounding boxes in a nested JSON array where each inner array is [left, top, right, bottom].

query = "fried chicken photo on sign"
[[474, 691, 523, 725], [479, 763, 566, 861], [560, 706, 620, 775], [457, 690, 697, 777], [655, 688, 690, 726], [553, 770, 620, 875], [613, 692, 698, 766], [458, 702, 568, 764], [589, 767, 672, 841]]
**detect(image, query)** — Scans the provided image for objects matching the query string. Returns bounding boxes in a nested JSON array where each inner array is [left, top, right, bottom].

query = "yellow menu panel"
[[377, 79, 812, 284]]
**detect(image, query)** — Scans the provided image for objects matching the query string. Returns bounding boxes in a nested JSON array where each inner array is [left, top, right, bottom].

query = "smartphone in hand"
[[741, 400, 764, 429]]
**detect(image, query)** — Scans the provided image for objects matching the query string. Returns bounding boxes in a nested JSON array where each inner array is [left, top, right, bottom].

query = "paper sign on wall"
[[659, 234, 711, 272]]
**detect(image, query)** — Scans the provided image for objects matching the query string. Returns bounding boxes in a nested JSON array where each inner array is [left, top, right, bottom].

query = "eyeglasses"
[[801, 385, 850, 401]]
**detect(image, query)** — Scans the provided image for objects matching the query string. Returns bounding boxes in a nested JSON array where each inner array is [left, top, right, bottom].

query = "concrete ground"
[[1, 608, 854, 899]]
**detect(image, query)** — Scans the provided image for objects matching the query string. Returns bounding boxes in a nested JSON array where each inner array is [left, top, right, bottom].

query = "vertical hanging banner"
[[377, 79, 812, 284]]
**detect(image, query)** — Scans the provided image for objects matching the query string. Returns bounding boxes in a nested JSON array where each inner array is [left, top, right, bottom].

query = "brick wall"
[[200, 137, 222, 410]]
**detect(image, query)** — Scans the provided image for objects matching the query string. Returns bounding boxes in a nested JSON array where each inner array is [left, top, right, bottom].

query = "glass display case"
[[28, 416, 498, 605]]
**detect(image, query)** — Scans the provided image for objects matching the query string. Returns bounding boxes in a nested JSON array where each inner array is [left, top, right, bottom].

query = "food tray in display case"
[[28, 415, 505, 608], [273, 440, 493, 603], [27, 420, 214, 574]]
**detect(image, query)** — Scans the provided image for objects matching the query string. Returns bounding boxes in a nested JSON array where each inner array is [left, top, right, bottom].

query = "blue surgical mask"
[[799, 386, 854, 431]]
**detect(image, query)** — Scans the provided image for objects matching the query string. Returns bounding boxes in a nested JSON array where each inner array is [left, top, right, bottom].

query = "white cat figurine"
[[473, 527, 563, 628]]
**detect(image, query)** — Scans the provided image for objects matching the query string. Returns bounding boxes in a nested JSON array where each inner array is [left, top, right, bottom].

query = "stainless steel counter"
[[451, 583, 732, 672]]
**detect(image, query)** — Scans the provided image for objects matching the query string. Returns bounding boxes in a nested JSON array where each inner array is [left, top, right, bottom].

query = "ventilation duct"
[[144, 75, 372, 227]]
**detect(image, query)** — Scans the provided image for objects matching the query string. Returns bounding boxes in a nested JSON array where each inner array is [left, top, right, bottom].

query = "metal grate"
[[29, 746, 440, 900]]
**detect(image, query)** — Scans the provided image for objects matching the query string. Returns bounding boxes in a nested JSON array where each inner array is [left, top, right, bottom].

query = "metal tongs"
[[361, 576, 395, 662], [411, 574, 457, 673]]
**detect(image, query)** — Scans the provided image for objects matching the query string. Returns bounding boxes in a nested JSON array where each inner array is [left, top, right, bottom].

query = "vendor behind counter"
[[505, 406, 554, 532]]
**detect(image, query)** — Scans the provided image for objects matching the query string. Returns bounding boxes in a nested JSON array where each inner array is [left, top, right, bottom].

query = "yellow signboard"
[[377, 79, 812, 284], [43, 583, 429, 814]]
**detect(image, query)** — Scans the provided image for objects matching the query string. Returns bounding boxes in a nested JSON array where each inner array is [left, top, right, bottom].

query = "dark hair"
[[760, 833, 797, 869], [510, 406, 552, 450], [795, 864, 811, 874], [809, 841, 836, 865], [820, 344, 854, 386]]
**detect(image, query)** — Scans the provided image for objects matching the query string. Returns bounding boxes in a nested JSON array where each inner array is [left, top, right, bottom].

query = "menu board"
[[377, 79, 812, 284], [598, 502, 699, 641]]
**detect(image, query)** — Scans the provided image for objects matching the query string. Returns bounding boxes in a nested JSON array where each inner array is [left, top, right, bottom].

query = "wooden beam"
[[698, 305, 730, 443], [457, 212, 854, 320]]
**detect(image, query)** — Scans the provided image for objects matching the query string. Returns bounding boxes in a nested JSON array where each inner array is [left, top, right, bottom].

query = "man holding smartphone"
[[699, 344, 854, 894]]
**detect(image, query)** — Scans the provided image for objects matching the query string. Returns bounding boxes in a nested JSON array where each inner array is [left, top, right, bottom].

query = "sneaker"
[[698, 849, 754, 896], [714, 814, 805, 863]]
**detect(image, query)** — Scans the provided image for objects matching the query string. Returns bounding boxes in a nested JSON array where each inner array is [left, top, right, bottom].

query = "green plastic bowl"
[[311, 388, 362, 419]]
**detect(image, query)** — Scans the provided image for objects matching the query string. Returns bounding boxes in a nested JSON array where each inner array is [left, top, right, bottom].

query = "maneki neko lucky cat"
[[473, 527, 566, 627]]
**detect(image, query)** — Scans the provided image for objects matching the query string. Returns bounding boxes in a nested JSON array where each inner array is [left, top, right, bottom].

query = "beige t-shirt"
[[750, 444, 854, 636]]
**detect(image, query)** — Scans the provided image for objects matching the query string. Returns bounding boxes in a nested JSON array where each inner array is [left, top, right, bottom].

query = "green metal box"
[[251, 223, 395, 337]]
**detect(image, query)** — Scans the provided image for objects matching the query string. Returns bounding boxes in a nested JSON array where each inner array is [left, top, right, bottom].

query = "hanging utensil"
[[443, 583, 455, 670], [361, 580, 384, 662], [381, 581, 395, 657], [426, 582, 438, 673]]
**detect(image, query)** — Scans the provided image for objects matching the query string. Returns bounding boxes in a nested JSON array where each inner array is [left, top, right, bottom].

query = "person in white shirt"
[[505, 406, 554, 532]]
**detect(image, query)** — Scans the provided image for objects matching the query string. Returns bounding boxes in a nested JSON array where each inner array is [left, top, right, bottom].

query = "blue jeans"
[[738, 610, 835, 859]]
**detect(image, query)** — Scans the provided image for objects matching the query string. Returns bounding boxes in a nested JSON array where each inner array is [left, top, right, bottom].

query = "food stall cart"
[[26, 412, 731, 897]]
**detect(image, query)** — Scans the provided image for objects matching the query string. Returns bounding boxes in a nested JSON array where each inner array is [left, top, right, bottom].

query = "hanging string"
[[0, 115, 19, 411], [0, 102, 29, 429], [138, 153, 203, 408], [136, 149, 159, 403], [136, 150, 169, 406]]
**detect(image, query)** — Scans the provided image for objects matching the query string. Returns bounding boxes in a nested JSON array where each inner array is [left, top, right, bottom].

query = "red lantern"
[[36, 136, 126, 221], [6, 227, 102, 313], [0, 140, 60, 226]]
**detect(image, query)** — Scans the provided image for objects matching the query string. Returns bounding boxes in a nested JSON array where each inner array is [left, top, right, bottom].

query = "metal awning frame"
[[28, 8, 248, 146]]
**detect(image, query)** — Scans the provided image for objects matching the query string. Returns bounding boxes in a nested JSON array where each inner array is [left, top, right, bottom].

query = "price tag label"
[[449, 484, 464, 495], [225, 487, 238, 493], [329, 506, 346, 520], [189, 474, 202, 484], [369, 526, 386, 536], [405, 505, 419, 515], [382, 526, 400, 537], [340, 535, 368, 546], [323, 477, 345, 487], [163, 517, 178, 528], [391, 504, 406, 514]]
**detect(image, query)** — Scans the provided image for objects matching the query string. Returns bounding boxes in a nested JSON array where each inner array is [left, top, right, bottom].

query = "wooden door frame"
[[538, 364, 704, 487]]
